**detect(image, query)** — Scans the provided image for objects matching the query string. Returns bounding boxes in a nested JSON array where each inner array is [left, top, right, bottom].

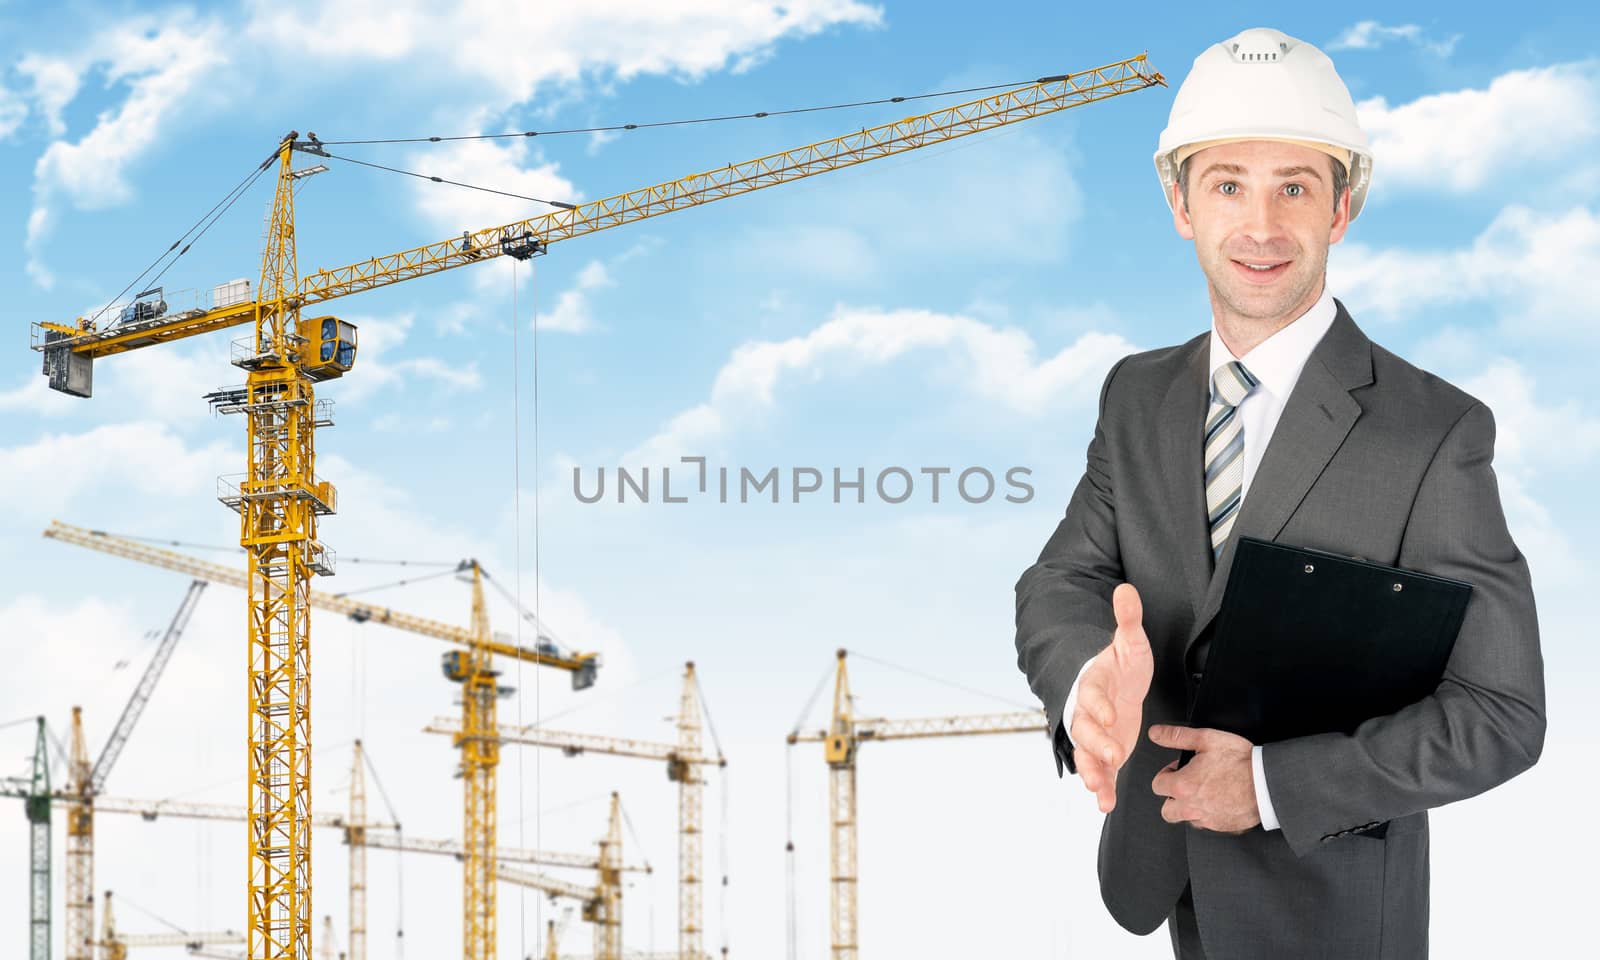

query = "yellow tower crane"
[[43, 519, 599, 960], [787, 650, 1046, 960], [499, 792, 626, 960], [28, 55, 1163, 960], [427, 661, 724, 960]]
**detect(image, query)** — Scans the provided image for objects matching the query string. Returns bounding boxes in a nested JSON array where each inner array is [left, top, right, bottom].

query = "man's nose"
[[1238, 191, 1284, 247]]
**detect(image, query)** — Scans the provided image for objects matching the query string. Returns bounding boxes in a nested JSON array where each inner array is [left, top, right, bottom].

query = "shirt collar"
[[1207, 288, 1338, 400]]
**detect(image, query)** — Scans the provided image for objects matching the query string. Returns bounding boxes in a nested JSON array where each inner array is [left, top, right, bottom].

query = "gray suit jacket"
[[1014, 300, 1545, 959]]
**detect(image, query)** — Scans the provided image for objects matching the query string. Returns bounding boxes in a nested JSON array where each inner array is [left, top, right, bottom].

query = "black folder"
[[1185, 536, 1473, 749]]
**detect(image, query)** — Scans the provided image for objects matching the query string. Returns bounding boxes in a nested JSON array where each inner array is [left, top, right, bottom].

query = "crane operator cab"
[[297, 315, 358, 380]]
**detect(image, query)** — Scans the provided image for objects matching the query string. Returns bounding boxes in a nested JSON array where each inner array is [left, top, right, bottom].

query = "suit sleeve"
[[1260, 400, 1547, 856], [1014, 356, 1129, 778]]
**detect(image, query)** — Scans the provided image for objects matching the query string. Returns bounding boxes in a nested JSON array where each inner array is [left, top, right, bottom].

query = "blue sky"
[[1, 2, 1595, 958]]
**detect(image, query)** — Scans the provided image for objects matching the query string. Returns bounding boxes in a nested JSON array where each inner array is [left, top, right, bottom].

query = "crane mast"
[[346, 742, 366, 960], [787, 650, 1046, 960]]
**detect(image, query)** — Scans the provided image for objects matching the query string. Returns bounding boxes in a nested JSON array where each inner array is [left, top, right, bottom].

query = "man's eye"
[[1284, 183, 1304, 197], [1218, 182, 1238, 195]]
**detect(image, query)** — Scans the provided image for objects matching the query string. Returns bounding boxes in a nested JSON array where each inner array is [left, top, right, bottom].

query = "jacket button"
[[1190, 672, 1203, 684]]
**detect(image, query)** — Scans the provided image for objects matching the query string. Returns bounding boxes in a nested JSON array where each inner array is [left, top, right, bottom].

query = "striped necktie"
[[1205, 360, 1260, 562]]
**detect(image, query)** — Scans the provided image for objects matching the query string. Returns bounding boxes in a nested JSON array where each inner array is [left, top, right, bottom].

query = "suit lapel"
[[1156, 334, 1214, 622], [1181, 299, 1375, 656]]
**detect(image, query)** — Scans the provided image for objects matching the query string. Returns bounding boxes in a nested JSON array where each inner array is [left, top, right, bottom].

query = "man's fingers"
[[1160, 797, 1194, 825], [1071, 710, 1124, 768], [1097, 777, 1117, 813], [1148, 723, 1207, 751], [1150, 762, 1190, 801], [1077, 751, 1102, 791], [1077, 752, 1118, 812], [1076, 677, 1116, 728]]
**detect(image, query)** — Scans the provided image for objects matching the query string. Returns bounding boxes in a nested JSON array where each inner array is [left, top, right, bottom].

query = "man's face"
[[1171, 139, 1351, 329]]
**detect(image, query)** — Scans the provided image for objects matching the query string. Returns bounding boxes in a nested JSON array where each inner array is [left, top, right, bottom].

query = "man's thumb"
[[1112, 582, 1143, 637]]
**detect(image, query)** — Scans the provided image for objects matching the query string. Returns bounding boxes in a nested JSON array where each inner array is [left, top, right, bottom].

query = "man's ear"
[[1172, 181, 1195, 240], [1327, 183, 1352, 246]]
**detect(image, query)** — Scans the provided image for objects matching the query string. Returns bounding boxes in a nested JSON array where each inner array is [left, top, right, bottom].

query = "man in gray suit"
[[1013, 27, 1546, 959]]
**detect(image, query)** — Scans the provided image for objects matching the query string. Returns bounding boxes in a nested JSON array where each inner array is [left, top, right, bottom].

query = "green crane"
[[1, 716, 53, 960]]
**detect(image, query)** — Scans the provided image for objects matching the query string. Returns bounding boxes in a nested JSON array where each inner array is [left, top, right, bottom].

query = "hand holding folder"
[[1186, 537, 1473, 750]]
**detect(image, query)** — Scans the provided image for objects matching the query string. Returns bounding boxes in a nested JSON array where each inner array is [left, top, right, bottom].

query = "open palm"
[[1071, 582, 1155, 812]]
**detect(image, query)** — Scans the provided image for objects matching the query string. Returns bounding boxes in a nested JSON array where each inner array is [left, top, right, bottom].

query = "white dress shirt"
[[1063, 288, 1339, 833]]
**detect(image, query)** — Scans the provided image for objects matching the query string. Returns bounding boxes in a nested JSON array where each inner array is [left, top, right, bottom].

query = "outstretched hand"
[[1070, 583, 1154, 813]]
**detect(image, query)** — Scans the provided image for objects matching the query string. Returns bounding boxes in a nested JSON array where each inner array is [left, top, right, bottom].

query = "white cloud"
[[1357, 62, 1599, 192], [15, 52, 79, 135], [25, 14, 230, 288], [407, 138, 582, 240], [587, 128, 622, 156], [540, 259, 614, 333], [245, 0, 881, 292], [1460, 360, 1600, 471], [1332, 204, 1600, 334], [0, 422, 233, 515], [1330, 20, 1460, 56], [324, 312, 483, 405], [0, 81, 25, 139], [0, 373, 81, 417], [626, 304, 1135, 463], [246, 0, 884, 110], [1453, 359, 1600, 592]]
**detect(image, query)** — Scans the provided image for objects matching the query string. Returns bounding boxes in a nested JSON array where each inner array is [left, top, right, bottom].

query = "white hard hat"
[[1154, 27, 1373, 220]]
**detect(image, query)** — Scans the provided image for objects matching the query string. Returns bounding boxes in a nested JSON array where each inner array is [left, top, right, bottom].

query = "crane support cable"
[[693, 672, 728, 762], [789, 661, 836, 737], [317, 150, 576, 210], [847, 649, 1037, 712], [328, 566, 459, 599], [313, 76, 1077, 145], [480, 566, 564, 645], [294, 54, 1164, 306], [84, 159, 270, 329]]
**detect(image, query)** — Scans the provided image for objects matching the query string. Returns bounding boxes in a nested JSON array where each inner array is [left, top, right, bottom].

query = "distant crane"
[[499, 792, 625, 960], [28, 54, 1162, 959], [541, 905, 575, 960], [58, 580, 207, 960], [98, 890, 244, 958], [0, 716, 52, 960], [428, 662, 725, 960], [317, 915, 343, 960], [43, 519, 599, 960], [67, 739, 649, 960], [787, 650, 1045, 960]]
